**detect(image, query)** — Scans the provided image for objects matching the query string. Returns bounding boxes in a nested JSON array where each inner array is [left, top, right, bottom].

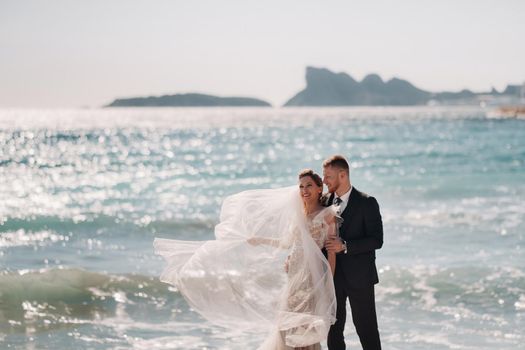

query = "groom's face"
[[322, 166, 340, 193]]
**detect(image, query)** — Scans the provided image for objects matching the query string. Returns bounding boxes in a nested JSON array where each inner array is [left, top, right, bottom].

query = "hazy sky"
[[1, 0, 524, 108]]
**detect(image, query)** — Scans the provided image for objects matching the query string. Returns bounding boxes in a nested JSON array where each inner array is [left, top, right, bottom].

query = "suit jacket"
[[327, 188, 383, 288]]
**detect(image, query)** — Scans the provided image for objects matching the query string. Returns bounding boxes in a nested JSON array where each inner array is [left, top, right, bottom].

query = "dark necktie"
[[334, 197, 342, 205]]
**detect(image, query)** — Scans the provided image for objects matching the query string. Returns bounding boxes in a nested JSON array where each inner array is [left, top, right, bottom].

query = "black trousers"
[[327, 281, 381, 350]]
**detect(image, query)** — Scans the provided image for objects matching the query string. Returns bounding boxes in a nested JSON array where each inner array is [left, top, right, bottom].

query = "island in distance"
[[106, 93, 271, 107], [284, 67, 522, 106], [105, 67, 522, 107]]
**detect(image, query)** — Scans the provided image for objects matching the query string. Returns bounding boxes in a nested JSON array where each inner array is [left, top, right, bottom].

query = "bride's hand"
[[247, 237, 263, 246], [325, 237, 345, 254]]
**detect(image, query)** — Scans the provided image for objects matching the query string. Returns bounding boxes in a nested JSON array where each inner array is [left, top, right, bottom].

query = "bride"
[[154, 169, 339, 349]]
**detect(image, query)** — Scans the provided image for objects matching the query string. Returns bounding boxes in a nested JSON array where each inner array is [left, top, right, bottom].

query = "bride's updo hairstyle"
[[298, 169, 323, 187]]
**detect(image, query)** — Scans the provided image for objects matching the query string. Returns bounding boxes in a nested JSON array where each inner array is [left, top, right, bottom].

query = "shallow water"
[[1, 107, 524, 349]]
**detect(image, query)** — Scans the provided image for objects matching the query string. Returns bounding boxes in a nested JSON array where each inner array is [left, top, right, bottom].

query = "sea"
[[0, 107, 523, 349]]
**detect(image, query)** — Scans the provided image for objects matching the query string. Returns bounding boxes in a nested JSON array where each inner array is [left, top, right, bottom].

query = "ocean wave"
[[0, 229, 69, 248], [389, 195, 525, 230], [1, 265, 523, 349], [0, 107, 488, 131], [2, 265, 523, 322], [0, 268, 185, 330], [0, 216, 216, 241], [377, 265, 525, 316]]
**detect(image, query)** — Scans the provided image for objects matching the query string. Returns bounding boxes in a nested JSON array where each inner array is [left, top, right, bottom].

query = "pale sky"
[[1, 0, 524, 108]]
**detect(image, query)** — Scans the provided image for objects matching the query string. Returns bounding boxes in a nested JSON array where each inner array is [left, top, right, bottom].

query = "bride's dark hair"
[[298, 169, 323, 187]]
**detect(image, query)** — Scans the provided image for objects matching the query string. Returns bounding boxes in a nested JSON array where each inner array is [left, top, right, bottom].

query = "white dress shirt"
[[333, 186, 352, 215]]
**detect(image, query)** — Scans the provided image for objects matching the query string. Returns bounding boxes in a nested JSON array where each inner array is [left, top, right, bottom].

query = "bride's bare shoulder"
[[307, 205, 336, 224], [312, 207, 335, 224]]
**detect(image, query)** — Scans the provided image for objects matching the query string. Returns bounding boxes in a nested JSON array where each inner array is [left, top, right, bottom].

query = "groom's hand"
[[325, 237, 346, 254]]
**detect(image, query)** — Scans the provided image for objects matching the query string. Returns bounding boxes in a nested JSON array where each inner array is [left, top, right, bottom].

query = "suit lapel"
[[340, 187, 357, 217], [327, 192, 335, 206], [339, 188, 359, 237]]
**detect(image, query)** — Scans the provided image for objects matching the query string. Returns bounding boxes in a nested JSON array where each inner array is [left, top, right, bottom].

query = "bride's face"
[[299, 176, 322, 205]]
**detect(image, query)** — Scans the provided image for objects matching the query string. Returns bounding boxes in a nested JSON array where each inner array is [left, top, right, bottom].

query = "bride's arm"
[[324, 215, 337, 276], [246, 237, 281, 247], [248, 227, 295, 249]]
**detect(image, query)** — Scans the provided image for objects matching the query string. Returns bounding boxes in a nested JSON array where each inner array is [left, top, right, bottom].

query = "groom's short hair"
[[323, 155, 349, 173]]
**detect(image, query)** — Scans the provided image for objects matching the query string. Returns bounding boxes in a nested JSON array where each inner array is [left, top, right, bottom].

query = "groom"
[[323, 155, 383, 350]]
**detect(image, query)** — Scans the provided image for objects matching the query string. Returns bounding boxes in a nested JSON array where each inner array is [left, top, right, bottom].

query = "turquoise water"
[[0, 107, 524, 349]]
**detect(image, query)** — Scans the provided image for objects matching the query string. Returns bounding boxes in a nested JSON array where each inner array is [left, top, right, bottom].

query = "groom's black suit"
[[325, 188, 383, 350]]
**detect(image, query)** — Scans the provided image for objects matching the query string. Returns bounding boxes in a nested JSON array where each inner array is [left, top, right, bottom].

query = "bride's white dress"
[[269, 210, 336, 349], [154, 186, 337, 349]]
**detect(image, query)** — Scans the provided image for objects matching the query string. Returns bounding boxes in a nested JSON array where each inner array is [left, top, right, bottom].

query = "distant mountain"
[[106, 93, 271, 107], [284, 67, 522, 106], [284, 67, 430, 106], [502, 84, 522, 96]]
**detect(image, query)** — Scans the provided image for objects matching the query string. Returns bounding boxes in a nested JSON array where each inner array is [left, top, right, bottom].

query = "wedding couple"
[[154, 155, 383, 350]]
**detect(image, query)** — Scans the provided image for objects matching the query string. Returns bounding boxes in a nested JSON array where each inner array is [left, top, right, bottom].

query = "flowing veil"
[[153, 186, 336, 348]]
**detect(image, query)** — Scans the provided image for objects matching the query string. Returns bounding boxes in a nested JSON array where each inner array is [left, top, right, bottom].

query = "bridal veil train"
[[154, 186, 336, 349]]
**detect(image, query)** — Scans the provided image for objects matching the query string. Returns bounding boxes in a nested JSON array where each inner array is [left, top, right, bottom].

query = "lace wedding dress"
[[154, 186, 337, 349], [266, 209, 337, 349]]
